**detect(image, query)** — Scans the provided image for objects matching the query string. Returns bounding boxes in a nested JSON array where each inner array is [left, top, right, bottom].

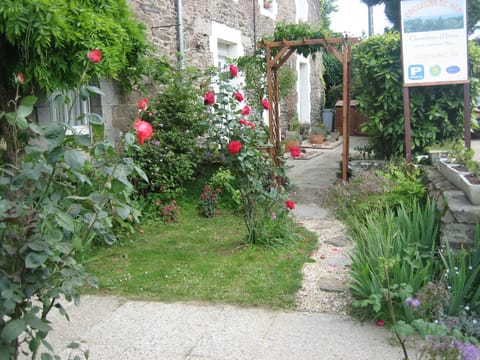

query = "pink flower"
[[138, 98, 149, 111], [87, 49, 102, 64], [204, 91, 215, 105], [290, 146, 301, 158], [239, 119, 248, 126], [247, 121, 255, 129], [227, 140, 242, 155], [16, 73, 25, 85], [261, 98, 270, 110], [375, 320, 385, 326], [229, 64, 238, 77], [241, 105, 250, 115], [134, 118, 153, 145], [285, 199, 295, 210], [234, 91, 244, 102]]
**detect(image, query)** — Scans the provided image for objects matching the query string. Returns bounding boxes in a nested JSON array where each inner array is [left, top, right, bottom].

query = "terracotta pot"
[[284, 140, 300, 153], [309, 135, 325, 144]]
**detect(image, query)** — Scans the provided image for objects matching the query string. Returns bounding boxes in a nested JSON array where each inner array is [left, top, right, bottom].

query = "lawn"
[[83, 201, 317, 309]]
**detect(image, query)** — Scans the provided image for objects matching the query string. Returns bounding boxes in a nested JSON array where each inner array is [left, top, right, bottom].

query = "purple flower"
[[406, 297, 421, 308], [454, 341, 480, 360]]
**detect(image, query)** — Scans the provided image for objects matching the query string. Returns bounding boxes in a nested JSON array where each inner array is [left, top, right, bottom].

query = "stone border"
[[426, 167, 480, 248]]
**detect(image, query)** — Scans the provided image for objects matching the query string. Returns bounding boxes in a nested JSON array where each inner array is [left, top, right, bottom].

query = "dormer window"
[[259, 0, 277, 19]]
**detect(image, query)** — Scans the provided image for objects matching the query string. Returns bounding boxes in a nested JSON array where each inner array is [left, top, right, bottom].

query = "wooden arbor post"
[[260, 37, 359, 184]]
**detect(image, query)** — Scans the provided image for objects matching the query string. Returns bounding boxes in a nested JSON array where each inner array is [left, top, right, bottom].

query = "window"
[[217, 42, 234, 71], [297, 58, 311, 124], [259, 0, 277, 19], [296, 0, 308, 23], [50, 90, 91, 135]]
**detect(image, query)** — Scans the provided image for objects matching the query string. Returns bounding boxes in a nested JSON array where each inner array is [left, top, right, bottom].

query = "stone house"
[[35, 0, 325, 140]]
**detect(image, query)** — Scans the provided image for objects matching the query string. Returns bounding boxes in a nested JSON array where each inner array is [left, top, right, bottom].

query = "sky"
[[329, 0, 391, 37]]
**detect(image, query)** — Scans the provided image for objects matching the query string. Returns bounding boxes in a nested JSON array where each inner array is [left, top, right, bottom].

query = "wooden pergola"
[[260, 36, 360, 182]]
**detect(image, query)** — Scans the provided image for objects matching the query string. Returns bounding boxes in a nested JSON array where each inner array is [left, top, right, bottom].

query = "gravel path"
[[295, 217, 353, 314]]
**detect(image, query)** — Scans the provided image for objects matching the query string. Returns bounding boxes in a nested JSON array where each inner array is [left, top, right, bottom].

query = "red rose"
[[227, 140, 242, 155], [290, 146, 301, 158], [16, 73, 25, 85], [239, 119, 248, 126], [285, 199, 295, 210], [87, 49, 102, 64], [138, 98, 149, 111], [229, 64, 238, 77], [204, 91, 215, 105], [241, 105, 250, 115], [134, 118, 153, 145], [234, 91, 244, 102], [247, 121, 255, 129], [261, 98, 270, 110]]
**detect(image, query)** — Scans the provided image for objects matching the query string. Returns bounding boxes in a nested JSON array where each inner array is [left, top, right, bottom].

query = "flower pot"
[[428, 150, 449, 164], [437, 159, 480, 205], [284, 140, 300, 153], [309, 134, 325, 144]]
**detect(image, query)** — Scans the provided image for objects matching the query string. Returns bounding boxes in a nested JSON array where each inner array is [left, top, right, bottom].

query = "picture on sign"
[[401, 0, 468, 86]]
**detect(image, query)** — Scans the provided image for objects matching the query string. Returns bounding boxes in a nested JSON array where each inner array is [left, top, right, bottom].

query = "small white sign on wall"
[[401, 0, 469, 86]]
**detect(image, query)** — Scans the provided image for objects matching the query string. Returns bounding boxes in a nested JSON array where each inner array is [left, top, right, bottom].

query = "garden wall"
[[426, 167, 480, 248]]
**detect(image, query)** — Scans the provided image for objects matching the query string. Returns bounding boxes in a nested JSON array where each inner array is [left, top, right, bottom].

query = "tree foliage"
[[352, 32, 480, 158], [0, 0, 147, 101], [360, 0, 480, 35]]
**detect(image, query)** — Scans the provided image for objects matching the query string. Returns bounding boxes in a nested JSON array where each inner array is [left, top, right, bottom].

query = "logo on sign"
[[408, 65, 424, 80], [446, 66, 460, 74]]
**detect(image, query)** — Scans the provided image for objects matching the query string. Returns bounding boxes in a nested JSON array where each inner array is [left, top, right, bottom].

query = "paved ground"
[[37, 136, 407, 360]]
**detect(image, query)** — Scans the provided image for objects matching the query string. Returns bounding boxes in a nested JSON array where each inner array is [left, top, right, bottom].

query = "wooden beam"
[[341, 44, 351, 182], [275, 48, 296, 69], [271, 45, 292, 68]]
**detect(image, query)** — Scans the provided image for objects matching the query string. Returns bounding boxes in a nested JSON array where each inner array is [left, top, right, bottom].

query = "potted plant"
[[285, 116, 300, 140], [437, 142, 480, 205], [309, 123, 328, 144]]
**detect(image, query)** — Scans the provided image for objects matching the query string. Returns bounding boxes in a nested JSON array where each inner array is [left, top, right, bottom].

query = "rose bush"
[[204, 63, 299, 245], [0, 50, 147, 359]]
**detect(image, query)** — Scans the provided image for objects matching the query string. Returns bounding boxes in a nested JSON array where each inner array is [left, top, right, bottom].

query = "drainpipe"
[[253, 0, 257, 47], [177, 0, 185, 69]]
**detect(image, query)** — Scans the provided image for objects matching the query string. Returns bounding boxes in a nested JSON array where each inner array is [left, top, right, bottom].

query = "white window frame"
[[295, 0, 308, 23], [210, 22, 244, 66], [297, 56, 311, 124], [50, 90, 91, 135], [259, 0, 278, 20]]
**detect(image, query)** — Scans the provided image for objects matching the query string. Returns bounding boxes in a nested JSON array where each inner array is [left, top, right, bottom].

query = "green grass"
[[83, 201, 317, 309]]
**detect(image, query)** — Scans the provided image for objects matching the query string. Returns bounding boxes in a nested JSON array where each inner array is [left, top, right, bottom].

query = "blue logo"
[[446, 66, 460, 74], [408, 65, 424, 80]]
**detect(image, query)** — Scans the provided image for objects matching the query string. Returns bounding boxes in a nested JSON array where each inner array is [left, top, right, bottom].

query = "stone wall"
[[426, 167, 480, 248], [33, 1, 326, 140], [125, 0, 324, 132]]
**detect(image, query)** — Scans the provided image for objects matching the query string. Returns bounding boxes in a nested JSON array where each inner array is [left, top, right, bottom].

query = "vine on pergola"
[[259, 22, 360, 182]]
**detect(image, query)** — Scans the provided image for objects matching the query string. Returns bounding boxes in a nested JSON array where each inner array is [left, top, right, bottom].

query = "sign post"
[[400, 0, 470, 158]]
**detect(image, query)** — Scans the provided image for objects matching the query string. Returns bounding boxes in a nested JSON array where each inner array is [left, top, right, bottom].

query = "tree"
[[0, 0, 147, 163], [319, 0, 338, 32], [360, 0, 480, 35]]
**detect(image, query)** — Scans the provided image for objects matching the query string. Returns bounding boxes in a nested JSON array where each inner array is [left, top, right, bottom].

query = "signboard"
[[401, 0, 469, 86]]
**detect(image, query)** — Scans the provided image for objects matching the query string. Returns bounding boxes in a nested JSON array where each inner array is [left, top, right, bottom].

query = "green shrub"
[[348, 199, 440, 322], [352, 33, 480, 158], [321, 160, 426, 220], [131, 61, 212, 202]]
